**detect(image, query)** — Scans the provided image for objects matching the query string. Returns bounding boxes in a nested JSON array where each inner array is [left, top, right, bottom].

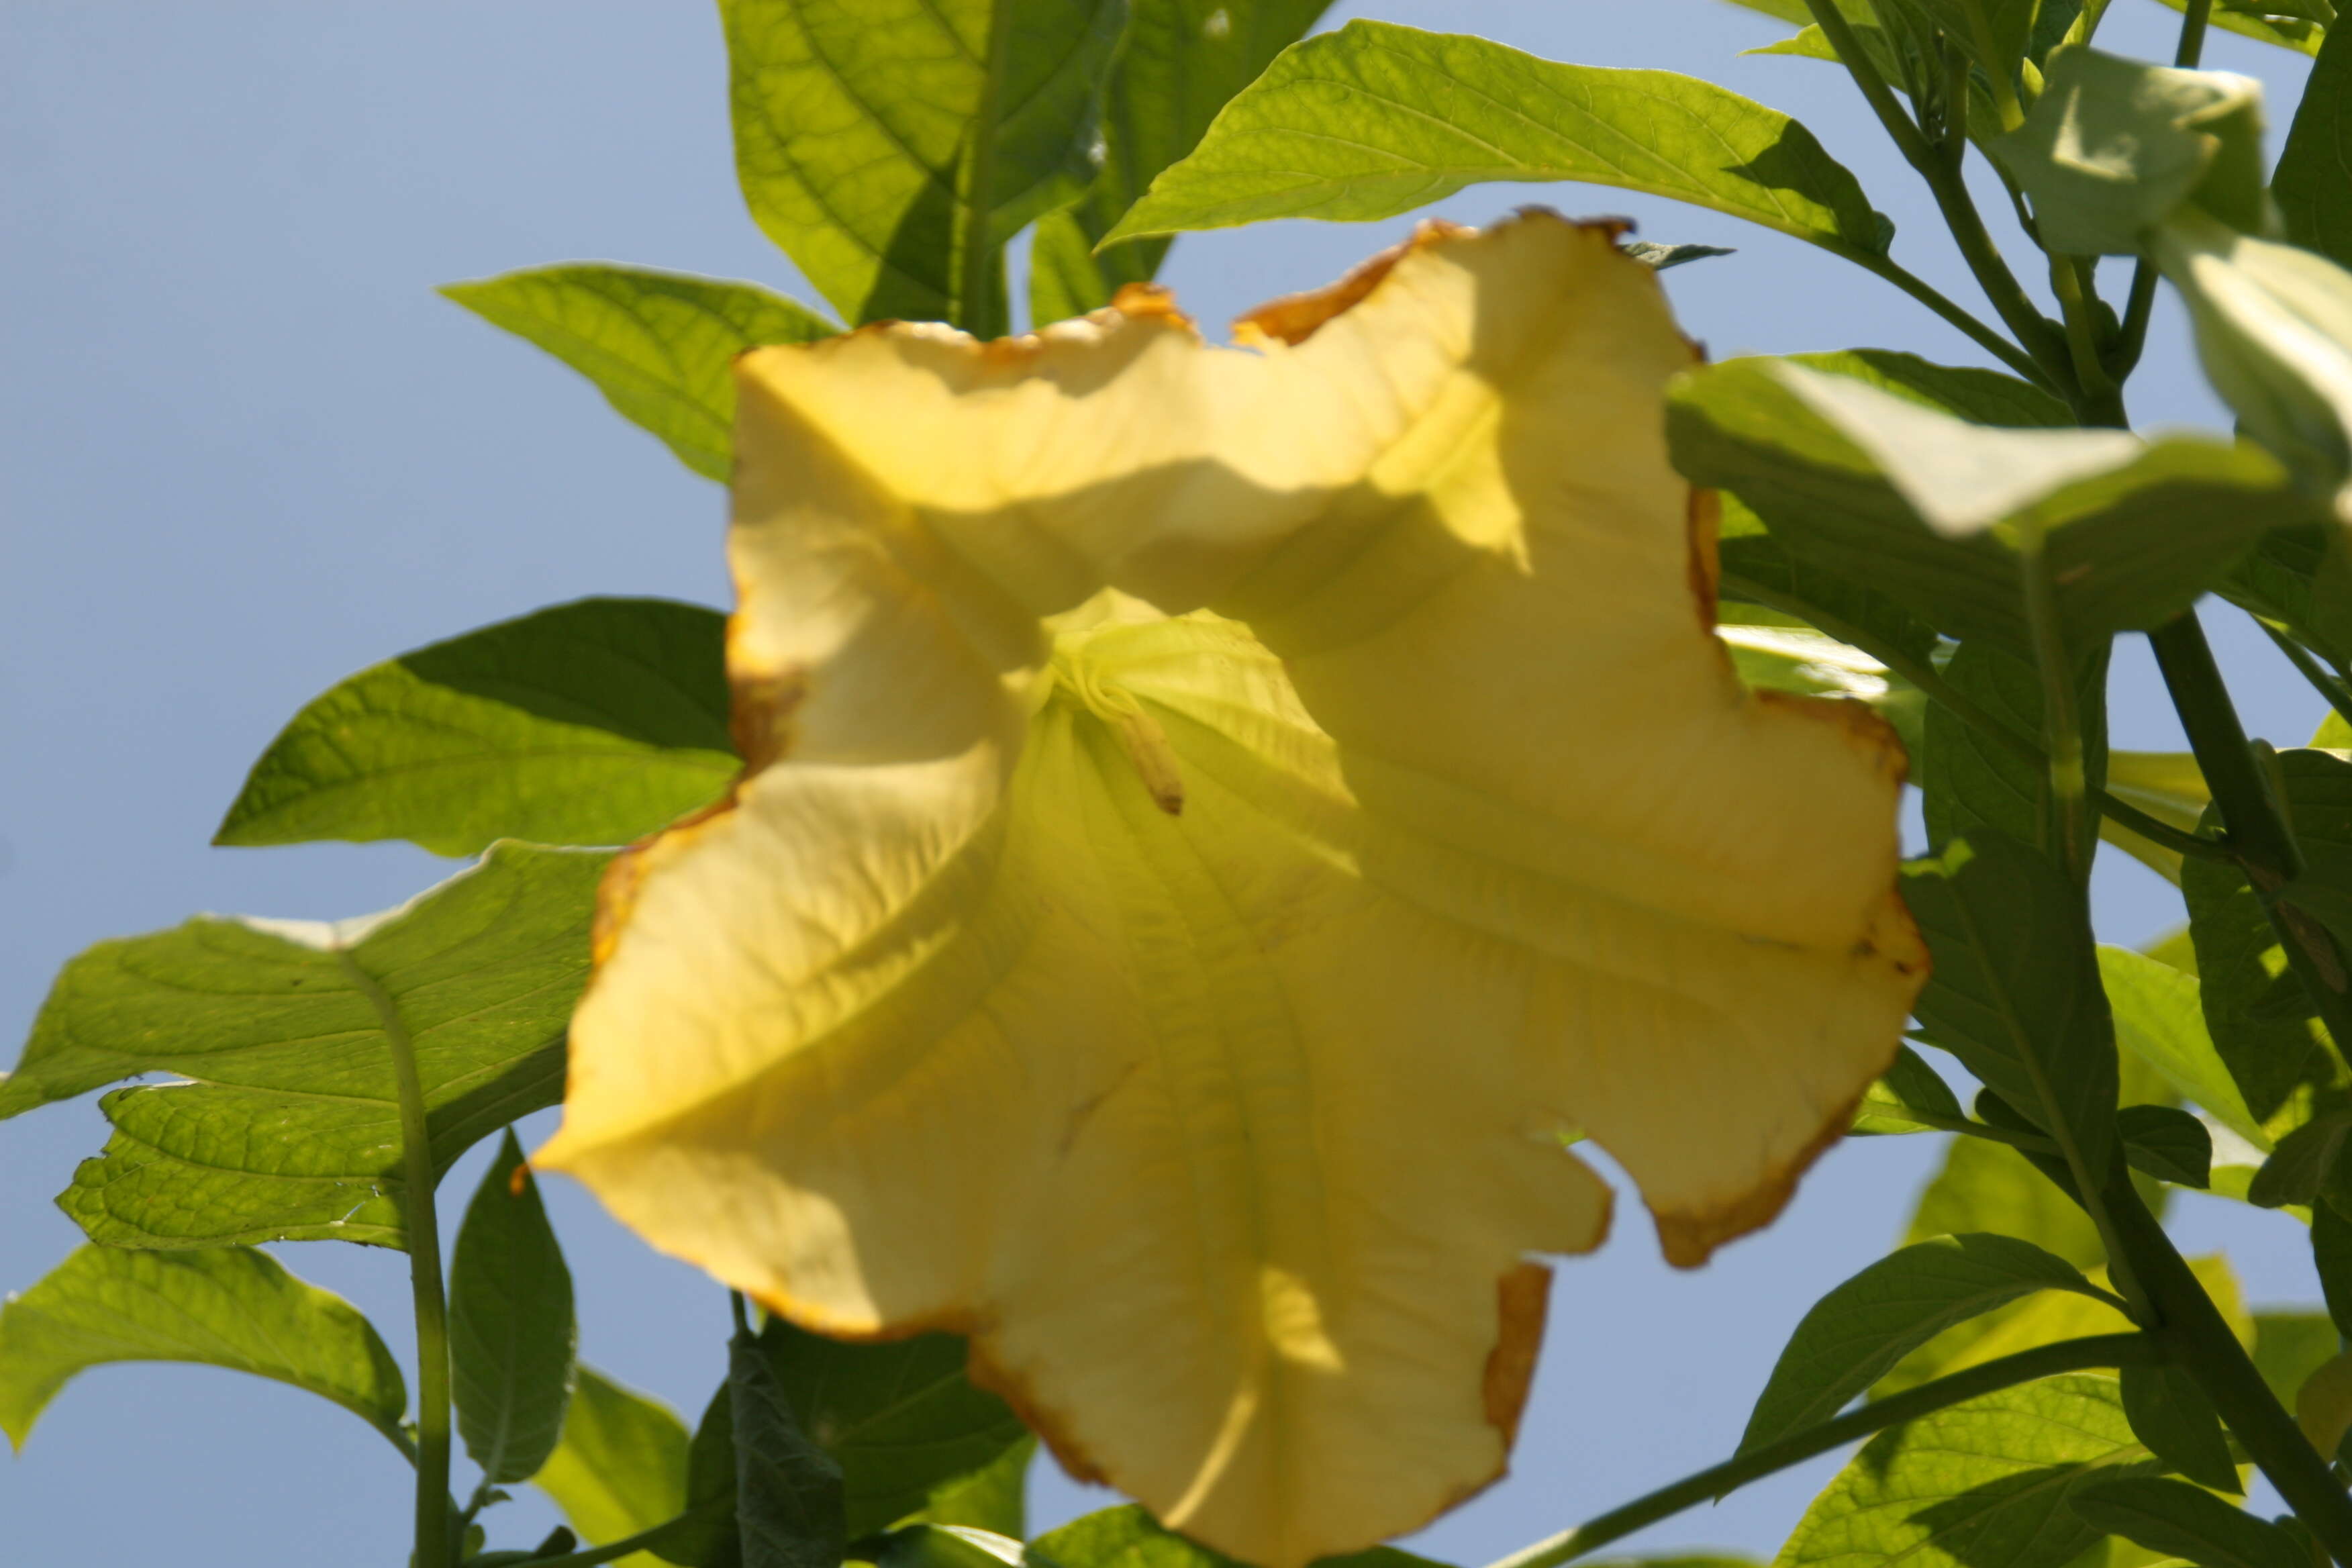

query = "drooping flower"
[[535, 211, 1925, 1568]]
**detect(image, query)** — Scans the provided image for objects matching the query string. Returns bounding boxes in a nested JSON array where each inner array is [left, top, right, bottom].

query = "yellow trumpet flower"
[[536, 211, 1925, 1568]]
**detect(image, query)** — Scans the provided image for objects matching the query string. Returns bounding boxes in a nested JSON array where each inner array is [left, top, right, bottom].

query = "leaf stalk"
[[342, 951, 454, 1568]]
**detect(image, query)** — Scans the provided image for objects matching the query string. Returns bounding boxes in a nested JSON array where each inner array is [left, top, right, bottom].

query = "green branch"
[[507, 1508, 723, 1568], [1481, 1333, 2159, 1568], [2254, 616, 2352, 734], [2112, 0, 2218, 376], [342, 952, 453, 1568], [2102, 1164, 2352, 1559], [1841, 246, 2063, 389], [1800, 0, 2076, 398]]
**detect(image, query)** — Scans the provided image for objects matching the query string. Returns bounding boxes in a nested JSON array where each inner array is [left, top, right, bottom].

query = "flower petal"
[[538, 212, 1924, 1568]]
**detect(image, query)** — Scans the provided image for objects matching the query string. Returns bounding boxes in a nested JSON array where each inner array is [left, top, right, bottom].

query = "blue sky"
[[0, 3, 2329, 1564]]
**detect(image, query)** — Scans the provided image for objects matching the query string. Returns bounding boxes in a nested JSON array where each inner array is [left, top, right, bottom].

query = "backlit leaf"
[[538, 214, 1923, 1568], [2149, 0, 2325, 54], [1028, 0, 1331, 323], [7, 843, 604, 1251], [2069, 1477, 2303, 1568], [1106, 21, 1892, 256], [1773, 1374, 2157, 1568], [534, 1367, 693, 1568], [720, 0, 1126, 336], [216, 597, 735, 859], [0, 1245, 407, 1454], [1852, 1044, 1967, 1134], [442, 267, 834, 481]]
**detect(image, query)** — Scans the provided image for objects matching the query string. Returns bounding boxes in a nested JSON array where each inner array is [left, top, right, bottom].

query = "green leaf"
[[7, 842, 605, 1251], [215, 597, 735, 859], [1852, 1043, 1968, 1134], [2118, 1105, 2213, 1188], [2069, 1477, 2304, 1568], [730, 1328, 848, 1568], [2276, 19, 2351, 270], [2153, 208, 2352, 519], [905, 1437, 1033, 1538], [756, 1320, 1029, 1540], [1027, 0, 1332, 323], [2245, 1106, 2352, 1208], [1902, 834, 2120, 1184], [1716, 619, 1926, 760], [1919, 639, 2108, 861], [671, 1382, 744, 1568], [720, 0, 1126, 336], [1908, 1134, 2108, 1266], [0, 1244, 407, 1453], [2252, 1312, 2340, 1406], [2182, 752, 2352, 1125], [2316, 1199, 2352, 1338], [2116, 1363, 2239, 1493], [1030, 1503, 1446, 1568], [2100, 946, 2252, 1139], [1739, 1233, 2112, 1454], [441, 266, 834, 481], [451, 1128, 579, 1484], [1773, 1374, 2158, 1568], [1104, 21, 1893, 258], [1623, 240, 1740, 271], [2149, 0, 2326, 54], [1993, 47, 2269, 255], [1669, 355, 2294, 648], [1886, 0, 2036, 87], [2221, 526, 2352, 675], [874, 1525, 1030, 1568], [534, 1367, 693, 1568]]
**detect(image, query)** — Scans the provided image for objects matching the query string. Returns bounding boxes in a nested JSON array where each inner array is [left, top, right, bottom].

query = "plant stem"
[[2102, 1165, 2352, 1560], [342, 952, 453, 1568], [2149, 611, 2352, 1070], [2019, 540, 2092, 881], [2173, 0, 2217, 67], [1719, 573, 2228, 864], [2256, 616, 2352, 734], [1800, 0, 2075, 394], [509, 1510, 717, 1568], [1844, 248, 2063, 389], [1481, 1333, 2159, 1568], [2106, 0, 2217, 380], [2048, 256, 2128, 426]]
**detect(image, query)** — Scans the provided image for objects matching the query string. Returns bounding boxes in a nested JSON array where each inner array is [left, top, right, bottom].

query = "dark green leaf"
[[534, 1367, 693, 1568], [2245, 1108, 2352, 1208], [2118, 1363, 2239, 1492], [721, 0, 1126, 336], [2276, 19, 2352, 270], [1622, 240, 1738, 271], [756, 1321, 1029, 1539], [215, 597, 735, 859], [1739, 1233, 2110, 1453], [2119, 1104, 2213, 1189], [1030, 1503, 1447, 1568], [730, 1330, 847, 1568], [0, 1244, 407, 1453], [2221, 526, 2352, 675], [441, 267, 834, 481], [1993, 46, 2269, 254], [1669, 354, 2294, 648], [669, 1383, 744, 1568], [1902, 833, 2119, 1185], [1852, 1042, 1967, 1134], [2069, 1476, 2304, 1568], [1028, 0, 1332, 322], [1919, 638, 2108, 863], [1773, 1374, 2157, 1568], [452, 1129, 579, 1483], [1105, 21, 1892, 256], [2316, 1199, 2352, 1339], [2182, 752, 2352, 1124], [7, 842, 605, 1251]]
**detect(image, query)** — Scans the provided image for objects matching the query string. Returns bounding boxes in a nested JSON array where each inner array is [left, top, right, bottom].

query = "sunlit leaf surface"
[[540, 214, 1924, 1568]]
